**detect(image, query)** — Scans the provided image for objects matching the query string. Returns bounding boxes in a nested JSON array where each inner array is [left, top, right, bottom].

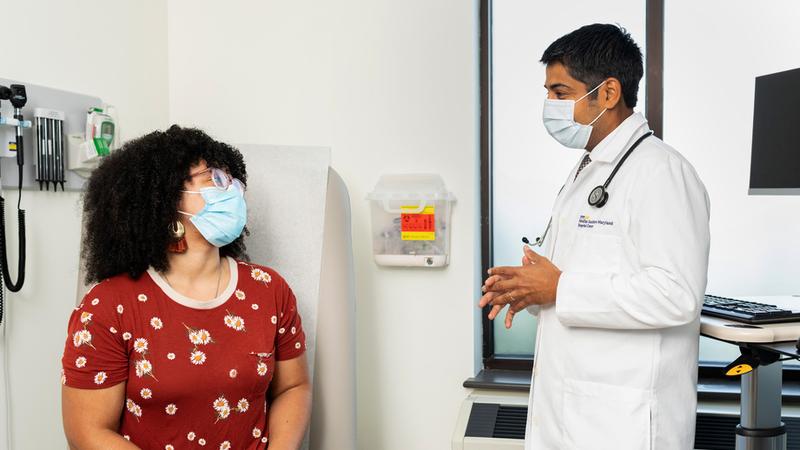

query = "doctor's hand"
[[478, 246, 562, 329]]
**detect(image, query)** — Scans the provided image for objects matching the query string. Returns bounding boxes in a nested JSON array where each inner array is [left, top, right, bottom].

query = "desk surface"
[[701, 295, 800, 343]]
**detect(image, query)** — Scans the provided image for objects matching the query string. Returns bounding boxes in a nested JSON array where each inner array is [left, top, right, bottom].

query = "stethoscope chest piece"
[[585, 130, 653, 209], [588, 185, 609, 208]]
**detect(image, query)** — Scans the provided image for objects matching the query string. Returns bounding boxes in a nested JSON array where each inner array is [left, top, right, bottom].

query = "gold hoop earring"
[[168, 221, 187, 253], [169, 221, 185, 239]]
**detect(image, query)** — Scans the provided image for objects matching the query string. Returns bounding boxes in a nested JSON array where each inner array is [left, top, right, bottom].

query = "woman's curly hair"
[[81, 125, 249, 283]]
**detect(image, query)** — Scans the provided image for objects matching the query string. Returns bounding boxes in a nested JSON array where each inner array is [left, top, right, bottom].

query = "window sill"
[[463, 369, 531, 392], [465, 368, 800, 403]]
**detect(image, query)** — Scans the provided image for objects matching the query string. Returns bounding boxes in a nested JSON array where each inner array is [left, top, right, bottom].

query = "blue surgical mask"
[[179, 184, 247, 247], [542, 81, 608, 149]]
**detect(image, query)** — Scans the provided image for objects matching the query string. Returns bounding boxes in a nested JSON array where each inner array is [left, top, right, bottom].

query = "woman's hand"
[[478, 246, 562, 329]]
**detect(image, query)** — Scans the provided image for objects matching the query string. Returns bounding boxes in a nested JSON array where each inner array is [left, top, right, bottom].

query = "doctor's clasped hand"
[[479, 246, 562, 329]]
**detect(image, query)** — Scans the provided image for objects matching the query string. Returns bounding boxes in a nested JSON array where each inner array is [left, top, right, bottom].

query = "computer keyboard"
[[703, 294, 800, 324]]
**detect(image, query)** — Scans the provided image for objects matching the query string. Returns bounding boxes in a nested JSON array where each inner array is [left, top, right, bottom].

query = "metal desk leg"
[[736, 361, 786, 450]]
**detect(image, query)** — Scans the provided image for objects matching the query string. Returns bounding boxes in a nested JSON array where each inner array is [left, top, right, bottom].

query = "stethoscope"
[[522, 130, 654, 247]]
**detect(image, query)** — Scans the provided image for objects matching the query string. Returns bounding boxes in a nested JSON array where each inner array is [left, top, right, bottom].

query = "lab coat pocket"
[[565, 233, 622, 274], [562, 378, 651, 450]]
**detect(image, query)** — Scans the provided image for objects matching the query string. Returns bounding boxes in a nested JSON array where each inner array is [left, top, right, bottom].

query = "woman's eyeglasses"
[[189, 167, 245, 192]]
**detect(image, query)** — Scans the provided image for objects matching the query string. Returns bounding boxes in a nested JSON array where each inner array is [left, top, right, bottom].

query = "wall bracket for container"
[[367, 174, 456, 268]]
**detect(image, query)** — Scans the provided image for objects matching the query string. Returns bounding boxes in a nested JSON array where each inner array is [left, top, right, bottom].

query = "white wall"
[[167, 1, 479, 448], [0, 1, 169, 448]]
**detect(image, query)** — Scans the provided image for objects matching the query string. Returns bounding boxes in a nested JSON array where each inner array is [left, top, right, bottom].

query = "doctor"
[[479, 24, 710, 449]]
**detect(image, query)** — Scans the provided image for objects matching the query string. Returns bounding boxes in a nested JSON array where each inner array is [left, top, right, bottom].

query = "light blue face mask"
[[542, 81, 608, 149], [179, 184, 247, 247]]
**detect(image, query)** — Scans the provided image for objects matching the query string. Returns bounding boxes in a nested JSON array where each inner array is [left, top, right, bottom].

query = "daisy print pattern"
[[184, 323, 213, 367], [91, 298, 100, 306], [216, 406, 231, 421], [190, 350, 207, 365], [72, 329, 95, 349], [223, 311, 245, 332], [188, 328, 212, 345], [250, 267, 265, 281], [94, 371, 107, 385], [126, 398, 143, 420], [135, 359, 157, 380], [213, 396, 229, 411], [213, 396, 231, 422], [60, 262, 308, 447], [137, 293, 148, 302], [133, 338, 149, 354]]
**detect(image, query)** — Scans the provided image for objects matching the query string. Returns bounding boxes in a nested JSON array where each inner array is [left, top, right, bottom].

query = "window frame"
[[477, 0, 800, 386]]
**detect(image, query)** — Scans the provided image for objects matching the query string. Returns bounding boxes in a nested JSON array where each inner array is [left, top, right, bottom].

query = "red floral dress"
[[62, 258, 306, 450]]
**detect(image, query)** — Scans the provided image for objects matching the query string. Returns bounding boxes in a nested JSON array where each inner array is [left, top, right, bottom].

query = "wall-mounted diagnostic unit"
[[0, 77, 118, 318]]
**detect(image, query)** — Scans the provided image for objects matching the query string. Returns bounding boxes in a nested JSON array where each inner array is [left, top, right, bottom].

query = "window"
[[482, 0, 648, 369], [480, 0, 800, 371]]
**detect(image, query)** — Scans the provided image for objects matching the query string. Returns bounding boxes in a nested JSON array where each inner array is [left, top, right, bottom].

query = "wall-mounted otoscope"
[[0, 83, 27, 298], [10, 85, 26, 167]]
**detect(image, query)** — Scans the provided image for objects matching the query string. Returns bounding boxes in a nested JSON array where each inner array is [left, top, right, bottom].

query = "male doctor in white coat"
[[479, 24, 710, 449]]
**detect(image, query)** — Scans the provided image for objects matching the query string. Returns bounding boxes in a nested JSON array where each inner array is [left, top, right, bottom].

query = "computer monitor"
[[749, 67, 800, 195]]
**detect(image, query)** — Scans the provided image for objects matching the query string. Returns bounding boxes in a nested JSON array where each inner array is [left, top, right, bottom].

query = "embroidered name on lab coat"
[[577, 215, 614, 229]]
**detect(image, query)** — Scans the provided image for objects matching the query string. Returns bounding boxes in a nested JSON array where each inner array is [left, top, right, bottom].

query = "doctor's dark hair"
[[81, 125, 249, 283], [540, 23, 643, 108]]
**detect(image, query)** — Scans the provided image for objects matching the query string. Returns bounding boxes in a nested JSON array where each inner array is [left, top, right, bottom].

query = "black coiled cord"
[[0, 158, 27, 323], [0, 118, 27, 325], [0, 197, 26, 294]]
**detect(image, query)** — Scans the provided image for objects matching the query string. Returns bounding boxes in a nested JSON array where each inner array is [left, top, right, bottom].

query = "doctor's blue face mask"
[[178, 170, 247, 247], [542, 81, 608, 149]]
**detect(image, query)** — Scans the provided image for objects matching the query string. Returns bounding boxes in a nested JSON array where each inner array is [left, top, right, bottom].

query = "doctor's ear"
[[599, 78, 624, 110]]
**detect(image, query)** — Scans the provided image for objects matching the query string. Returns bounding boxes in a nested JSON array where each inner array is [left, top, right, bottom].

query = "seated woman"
[[61, 125, 311, 450]]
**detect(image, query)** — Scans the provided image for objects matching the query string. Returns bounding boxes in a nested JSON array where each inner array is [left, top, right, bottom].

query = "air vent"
[[695, 413, 800, 450], [465, 403, 527, 440], [465, 405, 800, 448]]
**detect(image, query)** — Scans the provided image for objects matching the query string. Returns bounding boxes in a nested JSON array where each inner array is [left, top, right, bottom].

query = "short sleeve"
[[274, 277, 306, 361], [61, 290, 129, 389]]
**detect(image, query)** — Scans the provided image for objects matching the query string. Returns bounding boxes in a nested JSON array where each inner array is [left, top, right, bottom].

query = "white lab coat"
[[524, 113, 710, 450]]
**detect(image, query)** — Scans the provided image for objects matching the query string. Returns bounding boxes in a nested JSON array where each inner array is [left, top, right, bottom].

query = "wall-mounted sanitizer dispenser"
[[367, 174, 456, 267]]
